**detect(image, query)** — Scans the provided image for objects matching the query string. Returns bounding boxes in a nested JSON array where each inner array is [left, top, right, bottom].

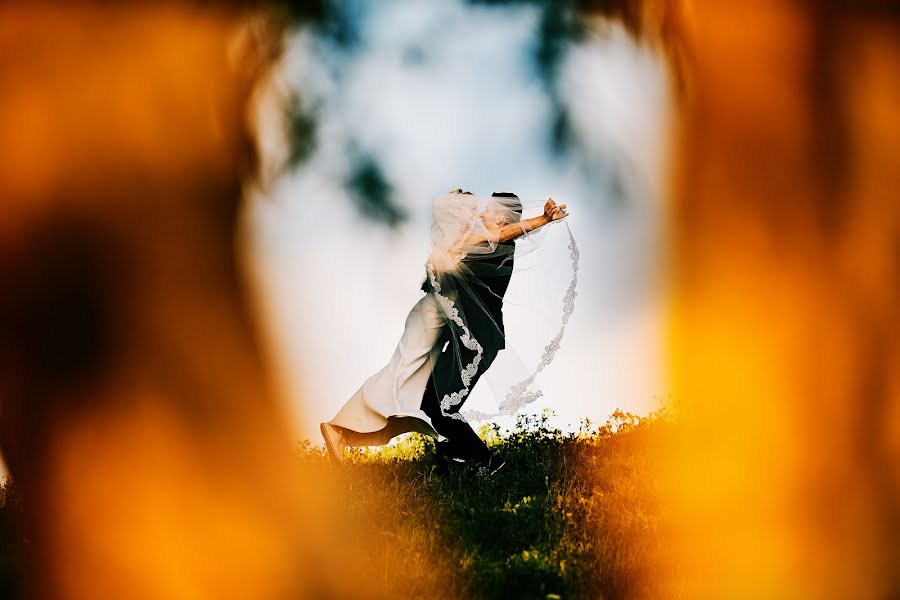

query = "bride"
[[320, 189, 572, 469]]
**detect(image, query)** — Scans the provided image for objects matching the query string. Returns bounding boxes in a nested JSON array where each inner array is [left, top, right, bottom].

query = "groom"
[[421, 192, 565, 475]]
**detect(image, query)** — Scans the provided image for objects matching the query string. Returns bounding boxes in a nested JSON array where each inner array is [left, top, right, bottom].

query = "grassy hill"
[[0, 409, 675, 599], [301, 409, 676, 599]]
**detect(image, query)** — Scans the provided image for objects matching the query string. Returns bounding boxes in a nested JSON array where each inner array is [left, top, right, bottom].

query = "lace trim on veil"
[[428, 223, 579, 423]]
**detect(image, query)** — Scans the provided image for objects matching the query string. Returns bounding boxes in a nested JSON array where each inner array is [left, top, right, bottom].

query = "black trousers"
[[421, 329, 499, 461]]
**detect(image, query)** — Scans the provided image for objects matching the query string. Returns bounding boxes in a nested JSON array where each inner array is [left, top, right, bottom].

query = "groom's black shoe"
[[476, 452, 507, 478], [434, 441, 466, 476]]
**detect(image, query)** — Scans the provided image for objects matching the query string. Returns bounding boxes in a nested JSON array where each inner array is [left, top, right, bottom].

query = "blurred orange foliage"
[[0, 1, 897, 598], [657, 1, 900, 597]]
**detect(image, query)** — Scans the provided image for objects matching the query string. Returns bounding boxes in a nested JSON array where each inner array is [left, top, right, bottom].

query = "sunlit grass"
[[1, 408, 675, 599], [298, 408, 676, 599]]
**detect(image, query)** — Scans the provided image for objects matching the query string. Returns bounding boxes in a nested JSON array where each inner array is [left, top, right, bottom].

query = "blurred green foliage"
[[279, 0, 596, 225], [345, 154, 407, 226], [286, 95, 318, 169]]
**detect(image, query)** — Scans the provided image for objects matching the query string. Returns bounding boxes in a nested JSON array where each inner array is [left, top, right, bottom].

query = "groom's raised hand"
[[544, 197, 569, 221]]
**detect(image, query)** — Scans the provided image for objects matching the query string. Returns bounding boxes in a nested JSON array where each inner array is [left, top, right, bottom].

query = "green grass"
[[0, 409, 675, 599], [300, 409, 676, 599]]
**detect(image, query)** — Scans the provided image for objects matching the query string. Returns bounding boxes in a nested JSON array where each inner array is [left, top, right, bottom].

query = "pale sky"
[[246, 0, 673, 444]]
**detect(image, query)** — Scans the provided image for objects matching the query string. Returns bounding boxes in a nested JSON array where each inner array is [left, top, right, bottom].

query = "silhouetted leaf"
[[549, 100, 574, 157], [345, 155, 407, 227], [287, 100, 317, 169]]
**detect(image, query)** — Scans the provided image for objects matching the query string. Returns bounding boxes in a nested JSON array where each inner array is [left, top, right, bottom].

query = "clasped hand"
[[543, 198, 569, 222]]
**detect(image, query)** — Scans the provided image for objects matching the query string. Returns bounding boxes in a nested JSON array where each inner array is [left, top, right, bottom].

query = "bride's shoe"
[[320, 422, 345, 466]]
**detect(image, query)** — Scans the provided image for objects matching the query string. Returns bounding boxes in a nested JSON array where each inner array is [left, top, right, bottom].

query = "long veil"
[[424, 191, 579, 424]]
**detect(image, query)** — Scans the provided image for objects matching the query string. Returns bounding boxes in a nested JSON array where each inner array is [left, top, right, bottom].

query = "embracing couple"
[[320, 189, 570, 475]]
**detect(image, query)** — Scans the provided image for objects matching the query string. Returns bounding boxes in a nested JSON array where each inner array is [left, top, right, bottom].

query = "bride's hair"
[[491, 192, 523, 223], [449, 188, 474, 195]]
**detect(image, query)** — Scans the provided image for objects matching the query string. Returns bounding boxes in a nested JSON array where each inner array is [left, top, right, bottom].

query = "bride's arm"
[[462, 199, 569, 245], [498, 200, 568, 242]]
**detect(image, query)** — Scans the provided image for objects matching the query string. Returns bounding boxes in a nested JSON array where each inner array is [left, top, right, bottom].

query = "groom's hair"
[[492, 192, 522, 223]]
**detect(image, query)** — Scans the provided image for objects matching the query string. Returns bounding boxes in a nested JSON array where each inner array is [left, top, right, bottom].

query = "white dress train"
[[327, 293, 445, 446]]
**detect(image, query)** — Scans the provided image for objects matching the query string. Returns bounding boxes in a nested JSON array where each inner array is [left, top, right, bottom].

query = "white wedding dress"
[[327, 293, 444, 446]]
